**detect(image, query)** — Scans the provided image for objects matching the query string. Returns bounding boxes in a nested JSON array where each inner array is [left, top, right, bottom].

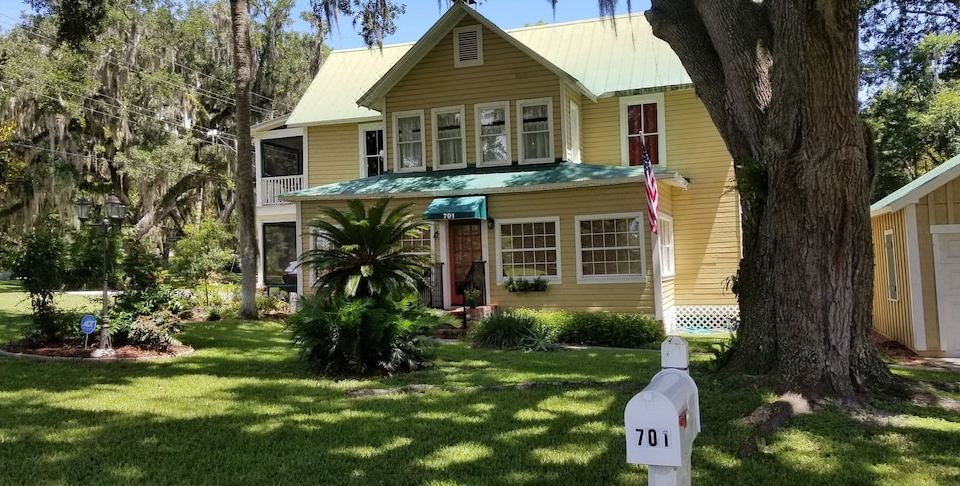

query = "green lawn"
[[1, 284, 959, 485]]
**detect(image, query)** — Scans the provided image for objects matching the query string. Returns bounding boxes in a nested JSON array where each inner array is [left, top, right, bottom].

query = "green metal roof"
[[286, 11, 689, 126], [280, 163, 686, 201], [871, 153, 960, 216], [424, 196, 488, 220]]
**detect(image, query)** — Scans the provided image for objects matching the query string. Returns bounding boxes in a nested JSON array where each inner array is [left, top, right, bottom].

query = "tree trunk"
[[229, 0, 259, 320], [646, 0, 897, 401]]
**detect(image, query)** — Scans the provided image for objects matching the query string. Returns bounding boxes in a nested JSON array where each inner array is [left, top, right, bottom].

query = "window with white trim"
[[517, 98, 554, 164], [475, 101, 511, 166], [576, 214, 645, 281], [432, 106, 466, 170], [394, 111, 425, 172], [884, 230, 898, 301], [620, 94, 665, 166], [400, 225, 434, 259], [498, 218, 560, 280], [454, 25, 483, 67], [659, 214, 675, 278], [568, 100, 581, 163]]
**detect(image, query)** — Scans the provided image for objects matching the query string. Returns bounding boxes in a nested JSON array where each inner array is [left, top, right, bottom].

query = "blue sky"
[[0, 0, 645, 50]]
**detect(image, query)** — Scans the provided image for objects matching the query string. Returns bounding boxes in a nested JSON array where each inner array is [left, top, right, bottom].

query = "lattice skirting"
[[672, 305, 740, 333]]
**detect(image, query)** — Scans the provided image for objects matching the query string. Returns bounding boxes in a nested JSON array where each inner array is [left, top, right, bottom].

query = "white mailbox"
[[624, 336, 701, 486]]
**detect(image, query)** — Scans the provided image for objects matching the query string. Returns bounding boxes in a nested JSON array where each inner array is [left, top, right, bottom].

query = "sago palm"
[[300, 199, 431, 298]]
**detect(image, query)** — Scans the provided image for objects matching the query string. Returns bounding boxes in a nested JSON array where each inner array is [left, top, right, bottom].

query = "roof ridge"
[[504, 12, 643, 33]]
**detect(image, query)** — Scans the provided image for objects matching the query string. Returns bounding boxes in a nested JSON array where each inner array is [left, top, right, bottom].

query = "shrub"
[[257, 293, 288, 315], [128, 311, 182, 351], [550, 312, 665, 348], [11, 218, 70, 344], [21, 309, 85, 347], [286, 294, 450, 375], [504, 277, 548, 293], [469, 310, 554, 351], [170, 219, 234, 306], [707, 332, 740, 371], [66, 224, 122, 290]]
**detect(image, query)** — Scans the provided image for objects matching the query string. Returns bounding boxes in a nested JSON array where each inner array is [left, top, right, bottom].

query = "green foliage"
[[300, 199, 430, 298], [286, 293, 447, 375], [121, 239, 163, 292], [65, 224, 122, 290], [504, 277, 548, 293], [550, 312, 664, 348], [469, 310, 541, 350], [708, 332, 740, 371], [10, 217, 69, 343], [127, 310, 182, 351], [257, 293, 288, 315], [170, 219, 234, 306]]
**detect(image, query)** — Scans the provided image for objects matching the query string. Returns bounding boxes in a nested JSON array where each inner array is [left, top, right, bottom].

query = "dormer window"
[[454, 25, 483, 67]]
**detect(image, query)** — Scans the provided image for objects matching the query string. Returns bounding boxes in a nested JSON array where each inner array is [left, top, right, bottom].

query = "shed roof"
[[286, 9, 689, 127], [871, 153, 960, 216], [279, 163, 687, 201]]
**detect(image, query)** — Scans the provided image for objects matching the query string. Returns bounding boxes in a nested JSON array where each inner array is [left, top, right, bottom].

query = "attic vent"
[[454, 25, 483, 67]]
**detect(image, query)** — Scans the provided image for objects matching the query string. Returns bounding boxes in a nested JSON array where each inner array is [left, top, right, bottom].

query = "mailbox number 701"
[[635, 428, 669, 448]]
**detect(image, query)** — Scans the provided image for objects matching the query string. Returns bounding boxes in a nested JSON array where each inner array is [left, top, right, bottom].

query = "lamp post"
[[76, 195, 127, 358]]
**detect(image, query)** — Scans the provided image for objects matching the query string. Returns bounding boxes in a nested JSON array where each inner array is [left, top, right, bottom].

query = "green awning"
[[424, 196, 487, 220]]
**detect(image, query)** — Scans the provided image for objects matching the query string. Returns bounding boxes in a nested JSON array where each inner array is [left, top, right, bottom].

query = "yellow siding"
[[385, 18, 562, 168], [580, 96, 620, 165], [914, 177, 960, 352], [486, 183, 655, 313], [307, 124, 362, 186], [665, 90, 740, 306], [870, 210, 914, 349]]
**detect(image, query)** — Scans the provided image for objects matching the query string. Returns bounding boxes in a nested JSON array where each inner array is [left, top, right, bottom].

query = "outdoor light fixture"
[[487, 218, 495, 230], [75, 196, 92, 223], [73, 194, 126, 358]]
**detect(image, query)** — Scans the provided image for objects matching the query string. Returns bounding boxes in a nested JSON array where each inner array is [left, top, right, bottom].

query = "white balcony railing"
[[258, 175, 304, 206]]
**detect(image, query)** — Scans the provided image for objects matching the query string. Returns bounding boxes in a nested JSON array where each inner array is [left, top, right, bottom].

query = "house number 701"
[[635, 428, 669, 448]]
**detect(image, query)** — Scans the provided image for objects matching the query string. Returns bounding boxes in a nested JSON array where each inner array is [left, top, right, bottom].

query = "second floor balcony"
[[257, 132, 305, 207], [258, 175, 305, 206]]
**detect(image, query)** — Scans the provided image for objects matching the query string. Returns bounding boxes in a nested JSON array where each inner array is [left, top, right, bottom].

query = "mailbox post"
[[625, 336, 700, 486]]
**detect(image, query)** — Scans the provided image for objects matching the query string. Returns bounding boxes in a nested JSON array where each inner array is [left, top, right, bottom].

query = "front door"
[[934, 232, 960, 352], [448, 220, 484, 306]]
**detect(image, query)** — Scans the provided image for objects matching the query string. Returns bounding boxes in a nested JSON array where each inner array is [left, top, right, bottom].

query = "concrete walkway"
[[890, 357, 960, 373]]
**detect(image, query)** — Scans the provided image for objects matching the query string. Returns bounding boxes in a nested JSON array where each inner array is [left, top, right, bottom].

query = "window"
[[400, 225, 434, 259], [620, 94, 665, 166], [497, 218, 560, 281], [260, 137, 303, 177], [359, 124, 385, 177], [884, 230, 898, 301], [475, 101, 511, 166], [432, 106, 467, 170], [262, 222, 298, 287], [575, 214, 645, 282], [517, 98, 554, 164], [568, 100, 581, 163], [454, 25, 483, 67], [659, 214, 675, 278], [393, 110, 425, 172]]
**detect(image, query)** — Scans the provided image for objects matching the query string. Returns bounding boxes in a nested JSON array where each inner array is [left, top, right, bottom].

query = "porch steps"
[[433, 307, 468, 340]]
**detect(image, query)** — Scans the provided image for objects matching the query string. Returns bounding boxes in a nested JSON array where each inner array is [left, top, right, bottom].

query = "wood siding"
[[385, 18, 563, 169], [307, 124, 364, 187], [915, 177, 960, 352], [579, 89, 740, 305], [870, 210, 914, 348], [297, 183, 655, 314]]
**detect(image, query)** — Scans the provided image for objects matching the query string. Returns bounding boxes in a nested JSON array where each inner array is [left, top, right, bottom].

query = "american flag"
[[642, 144, 659, 235]]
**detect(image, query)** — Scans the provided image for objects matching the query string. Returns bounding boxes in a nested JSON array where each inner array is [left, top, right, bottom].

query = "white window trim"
[[659, 213, 675, 279], [516, 97, 555, 165], [358, 122, 385, 178], [401, 222, 436, 260], [453, 25, 483, 68], [495, 216, 562, 284], [431, 105, 468, 171], [883, 229, 899, 302], [619, 93, 667, 167], [574, 212, 647, 284], [474, 101, 512, 167], [568, 99, 582, 163], [255, 127, 307, 207], [392, 109, 426, 173]]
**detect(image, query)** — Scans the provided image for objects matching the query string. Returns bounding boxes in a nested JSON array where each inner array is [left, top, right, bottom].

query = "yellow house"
[[871, 153, 960, 358], [252, 3, 741, 332]]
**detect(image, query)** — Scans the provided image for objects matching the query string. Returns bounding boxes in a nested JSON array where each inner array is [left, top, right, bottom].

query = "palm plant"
[[300, 199, 431, 298]]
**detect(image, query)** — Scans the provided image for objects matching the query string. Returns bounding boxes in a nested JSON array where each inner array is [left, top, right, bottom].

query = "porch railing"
[[418, 263, 445, 309], [456, 261, 487, 307], [258, 175, 304, 206]]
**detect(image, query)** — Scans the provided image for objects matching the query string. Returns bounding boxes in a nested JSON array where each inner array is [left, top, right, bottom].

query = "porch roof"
[[279, 163, 688, 201]]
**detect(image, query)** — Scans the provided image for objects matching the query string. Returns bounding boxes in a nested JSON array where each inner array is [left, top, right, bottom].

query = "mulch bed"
[[1, 343, 194, 360]]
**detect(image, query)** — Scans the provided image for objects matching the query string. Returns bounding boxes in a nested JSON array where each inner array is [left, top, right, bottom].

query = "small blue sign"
[[80, 315, 97, 335]]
